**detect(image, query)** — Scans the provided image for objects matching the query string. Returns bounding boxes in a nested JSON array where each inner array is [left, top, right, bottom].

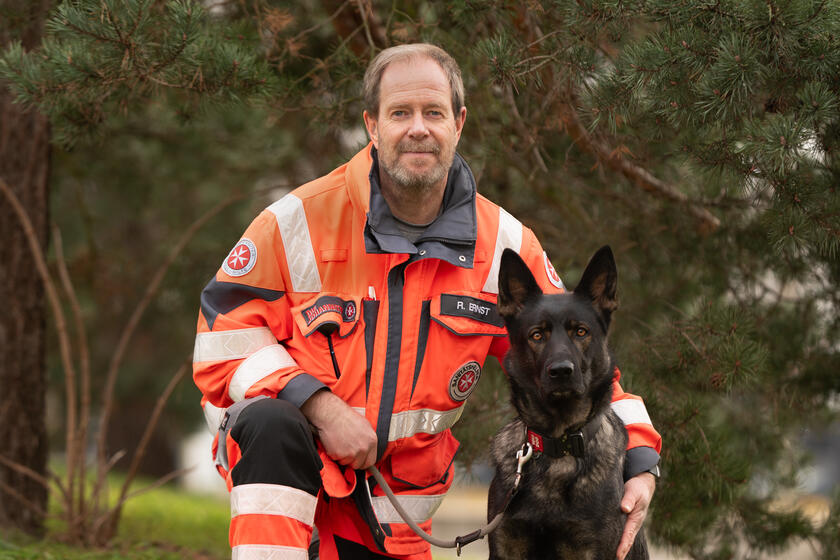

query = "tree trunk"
[[0, 0, 52, 536]]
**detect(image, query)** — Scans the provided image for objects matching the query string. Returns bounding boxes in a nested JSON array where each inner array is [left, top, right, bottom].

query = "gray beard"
[[383, 161, 447, 193], [379, 151, 453, 195]]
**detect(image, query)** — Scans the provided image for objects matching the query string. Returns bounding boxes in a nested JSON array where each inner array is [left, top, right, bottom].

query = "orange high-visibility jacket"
[[193, 144, 661, 555]]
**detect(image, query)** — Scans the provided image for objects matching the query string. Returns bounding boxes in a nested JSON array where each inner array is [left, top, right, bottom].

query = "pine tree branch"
[[801, 0, 828, 26], [503, 83, 548, 174], [354, 0, 378, 52], [556, 92, 721, 234], [321, 0, 386, 57]]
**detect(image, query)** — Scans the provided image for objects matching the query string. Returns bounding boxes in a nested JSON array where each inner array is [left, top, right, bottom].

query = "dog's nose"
[[548, 360, 575, 378]]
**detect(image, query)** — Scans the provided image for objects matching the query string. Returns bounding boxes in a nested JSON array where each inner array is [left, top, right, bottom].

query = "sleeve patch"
[[543, 251, 565, 290]]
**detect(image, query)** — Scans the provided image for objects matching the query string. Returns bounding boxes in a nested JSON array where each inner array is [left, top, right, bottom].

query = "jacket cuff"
[[277, 374, 328, 408], [624, 446, 660, 481]]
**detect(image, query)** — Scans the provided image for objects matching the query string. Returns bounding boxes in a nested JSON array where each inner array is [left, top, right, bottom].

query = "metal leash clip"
[[513, 442, 533, 490]]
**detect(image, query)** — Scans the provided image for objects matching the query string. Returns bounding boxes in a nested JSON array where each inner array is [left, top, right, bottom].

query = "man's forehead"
[[378, 56, 450, 98]]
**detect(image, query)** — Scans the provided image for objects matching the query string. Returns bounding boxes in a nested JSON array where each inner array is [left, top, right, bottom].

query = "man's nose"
[[407, 112, 429, 137]]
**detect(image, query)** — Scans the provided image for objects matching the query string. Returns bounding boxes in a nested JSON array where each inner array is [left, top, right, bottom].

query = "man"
[[193, 43, 661, 560]]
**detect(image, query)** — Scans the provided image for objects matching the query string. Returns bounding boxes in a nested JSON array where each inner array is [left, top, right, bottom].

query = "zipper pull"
[[368, 285, 376, 300]]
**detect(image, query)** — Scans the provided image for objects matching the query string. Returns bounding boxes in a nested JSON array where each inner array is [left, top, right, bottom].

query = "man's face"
[[364, 57, 467, 195]]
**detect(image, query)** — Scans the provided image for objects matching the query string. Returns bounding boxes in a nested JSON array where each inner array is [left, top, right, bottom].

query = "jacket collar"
[[363, 146, 477, 269]]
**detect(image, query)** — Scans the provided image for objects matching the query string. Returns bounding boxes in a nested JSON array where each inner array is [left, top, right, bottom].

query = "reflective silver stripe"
[[370, 493, 446, 524], [348, 407, 463, 441], [232, 545, 308, 560], [193, 327, 277, 363], [482, 207, 523, 294], [611, 399, 653, 426], [388, 407, 464, 441], [267, 194, 322, 293], [231, 483, 317, 525], [203, 401, 226, 434], [229, 344, 297, 402]]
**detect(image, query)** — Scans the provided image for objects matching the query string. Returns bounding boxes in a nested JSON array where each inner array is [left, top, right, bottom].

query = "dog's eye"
[[529, 330, 544, 341], [575, 327, 588, 337]]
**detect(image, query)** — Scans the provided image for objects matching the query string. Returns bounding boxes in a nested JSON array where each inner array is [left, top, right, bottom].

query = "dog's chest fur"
[[488, 414, 628, 558]]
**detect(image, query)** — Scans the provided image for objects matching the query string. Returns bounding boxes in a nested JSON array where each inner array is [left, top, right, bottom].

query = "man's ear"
[[454, 106, 467, 143], [363, 110, 379, 148], [573, 245, 618, 326], [497, 249, 542, 320]]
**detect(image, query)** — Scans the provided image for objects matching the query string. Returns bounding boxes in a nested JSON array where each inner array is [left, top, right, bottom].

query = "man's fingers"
[[616, 509, 643, 559], [616, 473, 656, 559], [620, 495, 635, 513]]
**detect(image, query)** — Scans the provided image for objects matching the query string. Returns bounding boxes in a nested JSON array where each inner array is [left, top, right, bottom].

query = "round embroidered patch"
[[223, 238, 257, 277], [343, 301, 357, 322], [543, 251, 565, 290], [449, 361, 481, 401]]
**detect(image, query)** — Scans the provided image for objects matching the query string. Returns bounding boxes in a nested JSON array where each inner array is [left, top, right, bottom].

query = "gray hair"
[[363, 43, 465, 118]]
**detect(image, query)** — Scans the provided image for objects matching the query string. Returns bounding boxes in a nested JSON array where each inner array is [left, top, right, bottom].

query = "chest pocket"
[[409, 292, 507, 408], [430, 292, 507, 336], [287, 293, 363, 385], [290, 293, 361, 338]]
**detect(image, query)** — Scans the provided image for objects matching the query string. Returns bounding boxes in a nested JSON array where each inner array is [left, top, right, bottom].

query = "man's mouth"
[[399, 143, 439, 155]]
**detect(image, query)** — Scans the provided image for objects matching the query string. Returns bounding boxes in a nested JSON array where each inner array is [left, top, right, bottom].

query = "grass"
[[0, 475, 230, 559], [0, 473, 482, 559]]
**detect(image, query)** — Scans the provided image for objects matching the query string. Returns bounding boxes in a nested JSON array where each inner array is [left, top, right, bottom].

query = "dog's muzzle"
[[547, 360, 575, 378], [543, 359, 584, 396]]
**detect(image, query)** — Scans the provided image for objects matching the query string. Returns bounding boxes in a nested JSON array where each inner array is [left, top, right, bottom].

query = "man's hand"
[[300, 390, 378, 470], [616, 472, 656, 560]]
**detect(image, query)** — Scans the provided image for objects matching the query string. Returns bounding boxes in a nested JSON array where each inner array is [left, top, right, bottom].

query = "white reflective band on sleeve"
[[388, 407, 464, 442], [232, 544, 308, 560], [228, 344, 297, 402], [203, 401, 226, 434], [268, 194, 322, 293], [370, 493, 446, 524], [482, 208, 523, 294], [611, 399, 653, 426], [231, 483, 317, 525], [193, 327, 278, 363]]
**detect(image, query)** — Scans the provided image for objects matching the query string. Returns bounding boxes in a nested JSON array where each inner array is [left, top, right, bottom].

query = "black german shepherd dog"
[[487, 246, 648, 560]]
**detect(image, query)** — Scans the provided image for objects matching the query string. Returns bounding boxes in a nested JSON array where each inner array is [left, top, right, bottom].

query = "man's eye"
[[575, 327, 588, 337]]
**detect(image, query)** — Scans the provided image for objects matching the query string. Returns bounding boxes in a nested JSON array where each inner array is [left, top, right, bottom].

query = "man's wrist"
[[623, 446, 661, 481], [299, 388, 332, 426]]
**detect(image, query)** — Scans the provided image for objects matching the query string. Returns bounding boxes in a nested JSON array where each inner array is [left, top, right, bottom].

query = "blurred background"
[[1, 1, 838, 558]]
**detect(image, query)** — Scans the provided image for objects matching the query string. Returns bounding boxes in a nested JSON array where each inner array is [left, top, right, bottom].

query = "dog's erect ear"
[[573, 246, 618, 324], [498, 249, 543, 319]]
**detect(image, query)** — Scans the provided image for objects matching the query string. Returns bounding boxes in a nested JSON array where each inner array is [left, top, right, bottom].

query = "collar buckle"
[[568, 430, 585, 458]]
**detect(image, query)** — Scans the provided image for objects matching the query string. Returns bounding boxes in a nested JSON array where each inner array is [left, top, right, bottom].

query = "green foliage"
[[2, 0, 839, 557], [1, 476, 229, 559], [0, 0, 279, 145]]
